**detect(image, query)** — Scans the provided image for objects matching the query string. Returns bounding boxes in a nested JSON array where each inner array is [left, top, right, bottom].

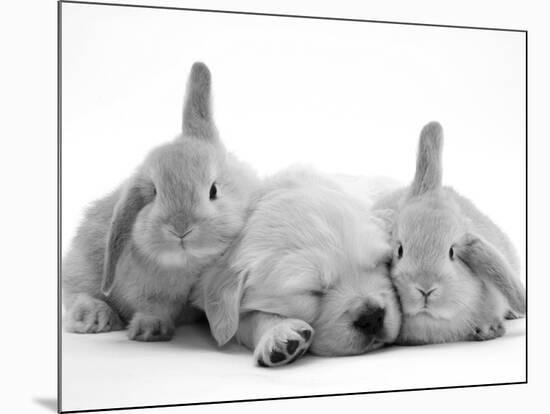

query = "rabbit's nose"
[[416, 287, 437, 298], [168, 228, 193, 240], [171, 211, 194, 234], [353, 307, 385, 336]]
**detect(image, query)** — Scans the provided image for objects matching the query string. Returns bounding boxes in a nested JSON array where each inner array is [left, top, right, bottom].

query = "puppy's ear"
[[409, 121, 444, 198], [457, 233, 526, 316], [101, 179, 147, 296], [182, 62, 217, 139], [203, 257, 247, 346]]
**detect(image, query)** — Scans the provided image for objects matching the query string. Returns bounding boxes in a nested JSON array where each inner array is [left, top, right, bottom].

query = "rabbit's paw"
[[128, 313, 174, 342], [470, 319, 505, 341], [65, 295, 124, 333], [254, 319, 314, 367], [505, 309, 522, 320]]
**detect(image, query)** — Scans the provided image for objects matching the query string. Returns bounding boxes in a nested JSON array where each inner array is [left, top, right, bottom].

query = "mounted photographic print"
[[59, 1, 527, 412]]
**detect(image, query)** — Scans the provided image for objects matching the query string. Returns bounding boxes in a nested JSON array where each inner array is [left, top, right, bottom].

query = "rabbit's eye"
[[209, 183, 218, 200], [449, 246, 455, 260], [397, 244, 403, 259]]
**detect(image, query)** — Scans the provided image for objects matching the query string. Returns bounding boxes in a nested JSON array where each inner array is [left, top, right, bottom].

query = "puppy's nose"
[[353, 307, 385, 336]]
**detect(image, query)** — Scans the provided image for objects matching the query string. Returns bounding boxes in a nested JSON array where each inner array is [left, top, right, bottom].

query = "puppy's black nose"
[[353, 307, 385, 336]]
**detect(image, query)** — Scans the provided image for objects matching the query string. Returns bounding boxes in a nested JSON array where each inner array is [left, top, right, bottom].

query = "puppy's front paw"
[[254, 319, 314, 367], [128, 313, 174, 342], [65, 295, 124, 333], [469, 320, 505, 341]]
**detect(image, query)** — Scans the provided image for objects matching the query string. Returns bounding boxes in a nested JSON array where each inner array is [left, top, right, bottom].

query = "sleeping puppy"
[[191, 168, 401, 367]]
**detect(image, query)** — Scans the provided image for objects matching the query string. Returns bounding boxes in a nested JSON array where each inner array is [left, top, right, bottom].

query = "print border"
[[57, 1, 528, 412]]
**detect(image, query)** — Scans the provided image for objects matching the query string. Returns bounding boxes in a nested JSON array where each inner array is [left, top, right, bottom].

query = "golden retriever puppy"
[[191, 168, 401, 367]]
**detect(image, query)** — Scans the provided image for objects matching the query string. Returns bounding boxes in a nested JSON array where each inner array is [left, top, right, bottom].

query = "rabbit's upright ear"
[[182, 62, 217, 139], [101, 179, 147, 296], [457, 233, 526, 316], [409, 121, 444, 197], [203, 257, 247, 346]]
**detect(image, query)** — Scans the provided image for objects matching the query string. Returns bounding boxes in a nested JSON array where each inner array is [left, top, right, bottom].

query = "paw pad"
[[269, 351, 287, 364], [300, 329, 312, 341], [286, 340, 299, 354], [255, 320, 314, 367]]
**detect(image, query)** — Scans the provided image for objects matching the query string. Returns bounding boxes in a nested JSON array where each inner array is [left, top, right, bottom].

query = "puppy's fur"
[[191, 168, 401, 367]]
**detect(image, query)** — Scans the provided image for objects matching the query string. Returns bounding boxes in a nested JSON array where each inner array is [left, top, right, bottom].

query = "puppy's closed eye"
[[310, 290, 326, 298]]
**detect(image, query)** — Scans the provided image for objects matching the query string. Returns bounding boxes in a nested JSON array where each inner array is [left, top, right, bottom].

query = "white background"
[[1, 0, 548, 413], [61, 2, 526, 263]]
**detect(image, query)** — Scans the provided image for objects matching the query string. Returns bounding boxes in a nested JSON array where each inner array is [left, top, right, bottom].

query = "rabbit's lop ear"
[[182, 62, 216, 139], [409, 121, 444, 197], [457, 233, 526, 316], [203, 260, 247, 346], [101, 180, 147, 296]]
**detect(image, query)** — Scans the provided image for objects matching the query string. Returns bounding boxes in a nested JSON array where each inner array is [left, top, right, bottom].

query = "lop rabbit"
[[62, 62, 259, 341], [374, 122, 525, 344]]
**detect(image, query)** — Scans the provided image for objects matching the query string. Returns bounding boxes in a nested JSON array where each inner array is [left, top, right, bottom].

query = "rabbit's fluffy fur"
[[374, 122, 526, 345], [191, 168, 402, 367], [62, 63, 259, 341]]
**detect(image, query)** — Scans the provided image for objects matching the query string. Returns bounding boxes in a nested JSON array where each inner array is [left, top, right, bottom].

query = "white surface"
[[61, 319, 526, 412]]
